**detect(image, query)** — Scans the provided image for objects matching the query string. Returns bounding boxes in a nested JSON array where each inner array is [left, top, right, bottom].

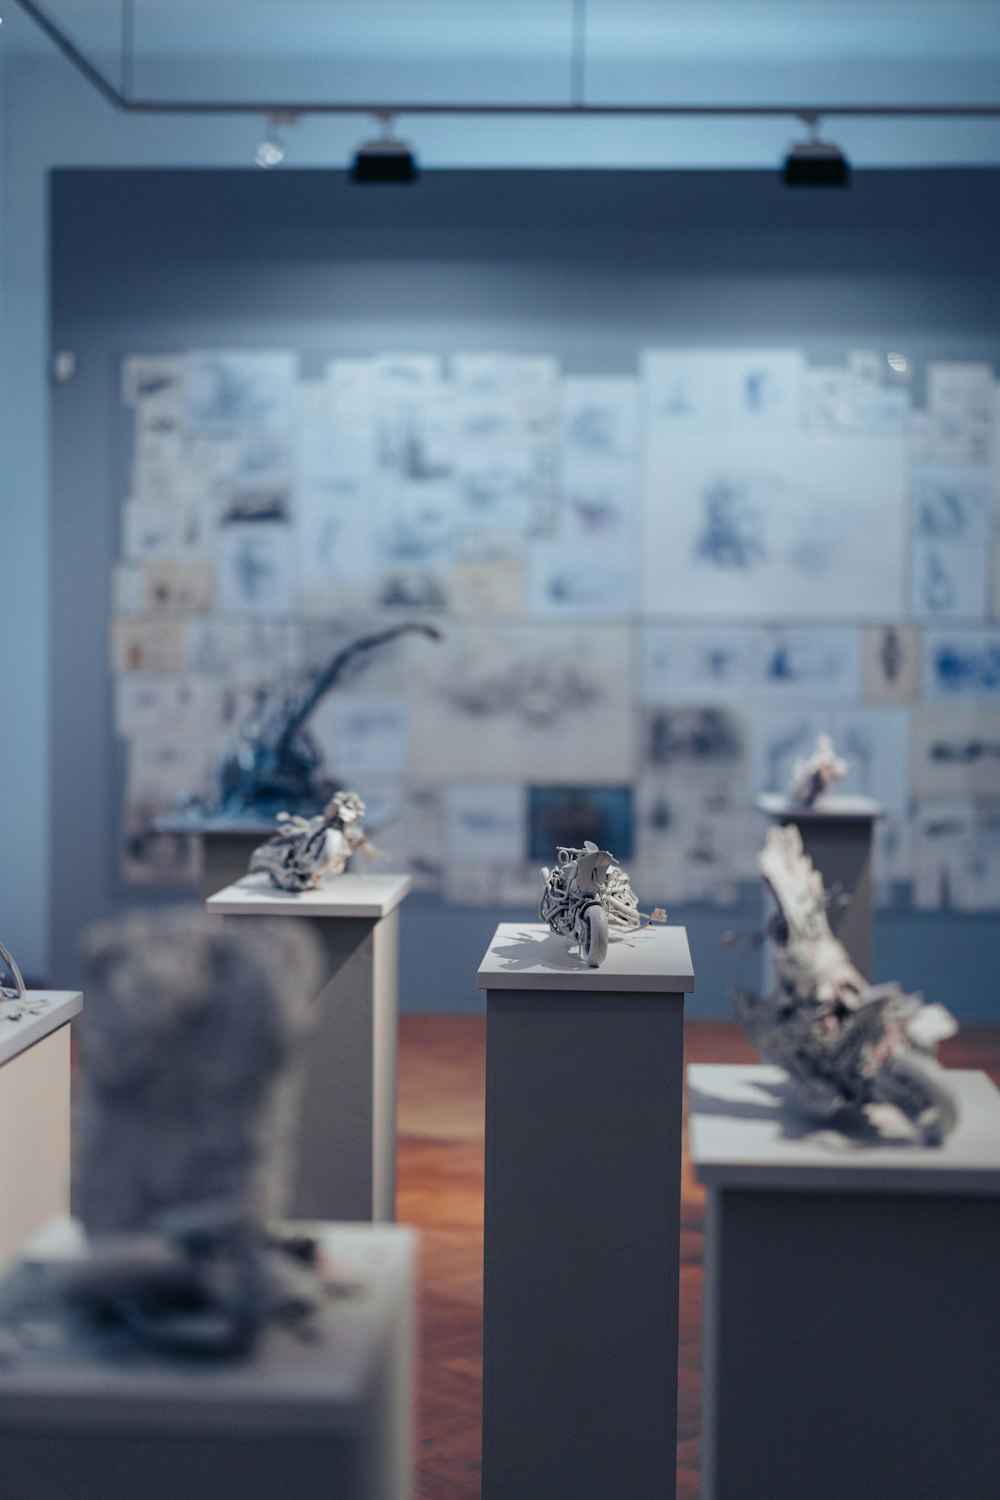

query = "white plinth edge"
[[755, 793, 885, 822], [478, 922, 694, 993], [688, 1063, 1000, 1195], [0, 992, 82, 1069], [207, 872, 412, 919]]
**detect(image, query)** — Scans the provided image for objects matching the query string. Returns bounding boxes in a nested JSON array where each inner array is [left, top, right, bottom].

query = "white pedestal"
[[756, 793, 884, 975], [689, 1064, 1000, 1500], [0, 992, 81, 1271], [478, 922, 695, 1500], [208, 874, 411, 1223], [0, 1221, 415, 1500]]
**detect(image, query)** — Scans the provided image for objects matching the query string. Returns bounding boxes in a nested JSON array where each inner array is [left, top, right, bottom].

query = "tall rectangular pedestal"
[[479, 923, 694, 1500], [0, 992, 82, 1270], [208, 874, 410, 1222], [690, 1064, 1000, 1500]]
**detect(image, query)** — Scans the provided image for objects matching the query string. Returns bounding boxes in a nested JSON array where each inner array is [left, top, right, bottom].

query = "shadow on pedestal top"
[[207, 871, 412, 919], [688, 1063, 1000, 1194], [756, 792, 885, 822], [478, 922, 695, 994]]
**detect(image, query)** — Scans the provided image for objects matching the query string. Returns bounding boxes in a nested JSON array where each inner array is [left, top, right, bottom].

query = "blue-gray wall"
[[50, 167, 1000, 1015]]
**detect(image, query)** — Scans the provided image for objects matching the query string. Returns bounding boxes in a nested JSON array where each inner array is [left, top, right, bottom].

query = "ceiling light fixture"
[[783, 113, 850, 187], [254, 112, 296, 169], [351, 112, 418, 184]]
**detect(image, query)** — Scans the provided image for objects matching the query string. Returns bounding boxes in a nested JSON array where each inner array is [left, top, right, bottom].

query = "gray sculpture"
[[789, 731, 847, 806], [0, 940, 26, 1003], [539, 842, 666, 967], [49, 907, 325, 1355], [733, 825, 958, 1144], [248, 790, 372, 892], [211, 620, 442, 818]]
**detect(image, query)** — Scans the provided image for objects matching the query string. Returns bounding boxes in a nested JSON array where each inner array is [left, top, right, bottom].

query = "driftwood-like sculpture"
[[734, 825, 958, 1143], [248, 791, 372, 892], [213, 621, 442, 817], [789, 731, 847, 806], [539, 842, 665, 968], [47, 908, 325, 1356], [0, 940, 26, 1003]]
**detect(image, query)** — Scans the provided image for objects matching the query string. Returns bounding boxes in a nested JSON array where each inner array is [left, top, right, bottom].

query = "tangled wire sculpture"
[[732, 825, 958, 1144], [248, 791, 372, 892], [539, 842, 666, 968]]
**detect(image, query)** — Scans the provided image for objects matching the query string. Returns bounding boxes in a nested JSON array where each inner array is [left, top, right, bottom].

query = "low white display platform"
[[0, 992, 81, 1270], [689, 1064, 1000, 1500], [0, 1220, 415, 1500], [478, 922, 695, 1500], [756, 792, 884, 975], [208, 873, 412, 1223]]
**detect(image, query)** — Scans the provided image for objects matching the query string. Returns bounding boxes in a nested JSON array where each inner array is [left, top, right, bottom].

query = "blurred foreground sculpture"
[[51, 908, 325, 1356], [213, 621, 441, 817], [0, 940, 26, 1003], [539, 842, 666, 968], [789, 731, 847, 806], [249, 790, 372, 892], [734, 826, 958, 1143]]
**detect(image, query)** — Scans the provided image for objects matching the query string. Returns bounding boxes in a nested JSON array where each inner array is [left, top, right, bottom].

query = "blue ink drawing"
[[695, 480, 767, 570]]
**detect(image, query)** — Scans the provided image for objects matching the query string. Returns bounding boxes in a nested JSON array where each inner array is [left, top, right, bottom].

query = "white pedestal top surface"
[[0, 1220, 415, 1435], [0, 992, 82, 1069], [688, 1064, 1000, 1194], [154, 812, 275, 836], [756, 792, 885, 822], [207, 871, 412, 919], [478, 921, 694, 993]]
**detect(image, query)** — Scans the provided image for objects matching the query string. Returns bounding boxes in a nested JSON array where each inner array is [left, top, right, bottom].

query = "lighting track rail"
[[13, 0, 1000, 121]]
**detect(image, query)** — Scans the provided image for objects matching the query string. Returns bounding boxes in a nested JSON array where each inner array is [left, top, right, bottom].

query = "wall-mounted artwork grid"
[[112, 348, 1000, 914]]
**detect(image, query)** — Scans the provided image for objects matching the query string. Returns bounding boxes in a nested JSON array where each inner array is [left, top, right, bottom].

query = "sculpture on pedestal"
[[733, 825, 958, 1144], [210, 621, 441, 818], [248, 790, 372, 892], [539, 842, 666, 967], [46, 907, 326, 1356], [789, 731, 847, 806]]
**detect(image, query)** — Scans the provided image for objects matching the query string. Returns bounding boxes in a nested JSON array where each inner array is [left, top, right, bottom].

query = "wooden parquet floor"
[[397, 1017, 1000, 1500]]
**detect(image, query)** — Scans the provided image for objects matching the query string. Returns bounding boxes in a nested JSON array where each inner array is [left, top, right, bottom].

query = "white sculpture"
[[539, 842, 666, 967], [248, 790, 373, 892], [789, 731, 847, 806], [734, 825, 958, 1143], [45, 907, 326, 1356]]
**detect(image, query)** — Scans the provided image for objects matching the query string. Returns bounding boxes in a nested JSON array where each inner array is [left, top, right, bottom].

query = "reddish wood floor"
[[397, 1018, 1000, 1500]]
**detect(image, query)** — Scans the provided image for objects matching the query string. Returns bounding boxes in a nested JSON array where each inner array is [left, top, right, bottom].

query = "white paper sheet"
[[443, 783, 526, 864], [754, 626, 862, 699], [215, 525, 294, 614], [184, 351, 296, 434], [409, 623, 635, 783], [111, 618, 188, 674], [143, 560, 214, 614], [725, 349, 804, 428], [910, 465, 990, 619], [863, 625, 919, 702], [642, 430, 908, 618], [310, 694, 410, 781], [922, 629, 1000, 700], [640, 625, 760, 703], [643, 350, 727, 429], [911, 706, 1000, 797]]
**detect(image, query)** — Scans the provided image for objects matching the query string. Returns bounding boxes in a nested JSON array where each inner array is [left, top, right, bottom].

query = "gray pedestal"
[[756, 793, 884, 975], [0, 1220, 415, 1500], [208, 874, 411, 1222], [689, 1064, 1000, 1500], [478, 922, 695, 1500], [154, 814, 275, 900], [0, 991, 82, 1271]]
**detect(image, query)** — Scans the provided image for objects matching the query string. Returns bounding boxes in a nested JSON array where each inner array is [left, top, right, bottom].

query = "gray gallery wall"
[[50, 167, 1000, 1015]]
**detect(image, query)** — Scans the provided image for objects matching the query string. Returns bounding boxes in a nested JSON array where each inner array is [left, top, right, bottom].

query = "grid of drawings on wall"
[[113, 348, 1000, 911]]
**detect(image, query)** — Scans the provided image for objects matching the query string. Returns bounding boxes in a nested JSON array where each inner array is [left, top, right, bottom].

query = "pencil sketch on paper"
[[910, 466, 990, 619], [185, 352, 296, 434], [642, 431, 906, 618], [732, 825, 958, 1143]]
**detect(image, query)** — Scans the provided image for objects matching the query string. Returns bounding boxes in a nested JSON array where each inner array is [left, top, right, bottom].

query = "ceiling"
[[15, 1, 1000, 109]]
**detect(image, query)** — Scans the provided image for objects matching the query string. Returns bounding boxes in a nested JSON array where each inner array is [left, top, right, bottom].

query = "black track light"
[[783, 114, 850, 187], [352, 114, 418, 183]]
